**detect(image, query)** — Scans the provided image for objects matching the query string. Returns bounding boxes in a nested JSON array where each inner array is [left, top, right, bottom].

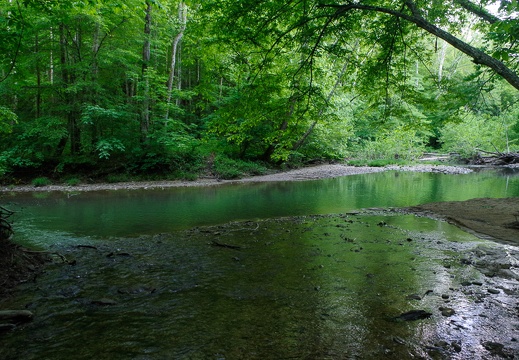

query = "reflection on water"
[[2, 169, 519, 244], [3, 214, 515, 359]]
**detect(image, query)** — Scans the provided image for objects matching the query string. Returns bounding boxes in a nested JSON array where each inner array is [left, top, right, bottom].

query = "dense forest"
[[1, 0, 519, 184]]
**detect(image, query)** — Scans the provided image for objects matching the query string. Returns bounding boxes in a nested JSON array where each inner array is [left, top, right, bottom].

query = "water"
[[3, 169, 519, 243], [1, 169, 518, 359]]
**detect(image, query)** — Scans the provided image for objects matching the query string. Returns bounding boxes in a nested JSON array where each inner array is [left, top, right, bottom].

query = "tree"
[[199, 0, 519, 159]]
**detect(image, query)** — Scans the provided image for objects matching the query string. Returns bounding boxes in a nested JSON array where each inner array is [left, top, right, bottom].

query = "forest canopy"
[[1, 0, 519, 182]]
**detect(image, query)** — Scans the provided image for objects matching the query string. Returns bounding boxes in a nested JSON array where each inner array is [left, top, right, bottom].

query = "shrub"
[[213, 156, 267, 179], [106, 174, 130, 183], [64, 177, 81, 186], [32, 177, 51, 187]]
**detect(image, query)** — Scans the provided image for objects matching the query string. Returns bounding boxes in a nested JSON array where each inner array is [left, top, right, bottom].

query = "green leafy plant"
[[213, 155, 267, 179], [106, 174, 130, 183], [64, 177, 81, 186], [32, 177, 51, 187], [96, 139, 126, 160]]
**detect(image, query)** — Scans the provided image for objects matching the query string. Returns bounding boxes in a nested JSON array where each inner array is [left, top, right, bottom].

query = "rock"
[[482, 341, 509, 358], [393, 310, 432, 322], [0, 310, 34, 323], [393, 336, 406, 345], [406, 294, 422, 301], [451, 341, 462, 352], [91, 298, 117, 306], [487, 288, 500, 294], [439, 307, 455, 317], [441, 294, 450, 299]]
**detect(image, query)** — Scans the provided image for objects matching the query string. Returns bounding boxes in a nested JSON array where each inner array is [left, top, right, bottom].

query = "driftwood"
[[473, 149, 519, 165]]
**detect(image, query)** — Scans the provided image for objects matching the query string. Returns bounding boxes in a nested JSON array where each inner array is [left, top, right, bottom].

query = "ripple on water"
[[1, 214, 518, 359]]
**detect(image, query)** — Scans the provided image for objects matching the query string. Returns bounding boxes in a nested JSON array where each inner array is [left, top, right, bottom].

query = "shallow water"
[[1, 169, 519, 359], [5, 214, 518, 359], [3, 169, 519, 244]]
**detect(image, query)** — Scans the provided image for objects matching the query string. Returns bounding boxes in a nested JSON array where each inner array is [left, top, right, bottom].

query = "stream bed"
[[1, 212, 518, 359], [1, 169, 519, 359]]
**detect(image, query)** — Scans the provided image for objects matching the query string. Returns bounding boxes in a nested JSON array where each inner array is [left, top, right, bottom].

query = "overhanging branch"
[[319, 1, 519, 91]]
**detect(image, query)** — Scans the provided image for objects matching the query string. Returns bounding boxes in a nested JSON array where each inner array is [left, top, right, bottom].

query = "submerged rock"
[[0, 323, 16, 332], [393, 310, 432, 322], [91, 298, 118, 306], [406, 294, 422, 301], [0, 310, 34, 323], [482, 341, 514, 358], [439, 307, 455, 317]]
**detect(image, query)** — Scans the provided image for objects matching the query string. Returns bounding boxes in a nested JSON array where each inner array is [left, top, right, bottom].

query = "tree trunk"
[[165, 2, 187, 121], [437, 39, 447, 83], [141, 1, 152, 142], [292, 56, 352, 152], [55, 23, 69, 157], [35, 33, 41, 119]]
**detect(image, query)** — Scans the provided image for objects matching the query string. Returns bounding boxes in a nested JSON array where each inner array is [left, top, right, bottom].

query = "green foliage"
[[173, 170, 199, 181], [31, 177, 51, 187], [0, 156, 8, 177], [2, 0, 519, 180], [0, 107, 17, 133], [213, 155, 267, 180], [106, 174, 130, 183], [96, 138, 126, 159], [64, 177, 81, 186], [355, 125, 427, 161], [440, 111, 517, 157]]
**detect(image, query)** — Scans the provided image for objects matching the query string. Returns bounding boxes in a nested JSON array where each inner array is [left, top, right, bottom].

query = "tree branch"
[[319, 1, 519, 91], [452, 0, 500, 24]]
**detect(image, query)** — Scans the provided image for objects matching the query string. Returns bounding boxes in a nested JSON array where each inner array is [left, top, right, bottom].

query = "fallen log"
[[474, 150, 519, 165]]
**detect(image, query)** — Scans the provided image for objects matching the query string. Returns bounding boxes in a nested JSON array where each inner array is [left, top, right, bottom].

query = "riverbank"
[[0, 163, 471, 193]]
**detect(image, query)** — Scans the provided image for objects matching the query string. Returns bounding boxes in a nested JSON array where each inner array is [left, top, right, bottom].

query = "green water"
[[3, 169, 519, 243], [1, 169, 518, 359]]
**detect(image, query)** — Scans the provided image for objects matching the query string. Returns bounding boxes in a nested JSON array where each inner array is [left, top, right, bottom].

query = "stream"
[[1, 169, 519, 359]]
